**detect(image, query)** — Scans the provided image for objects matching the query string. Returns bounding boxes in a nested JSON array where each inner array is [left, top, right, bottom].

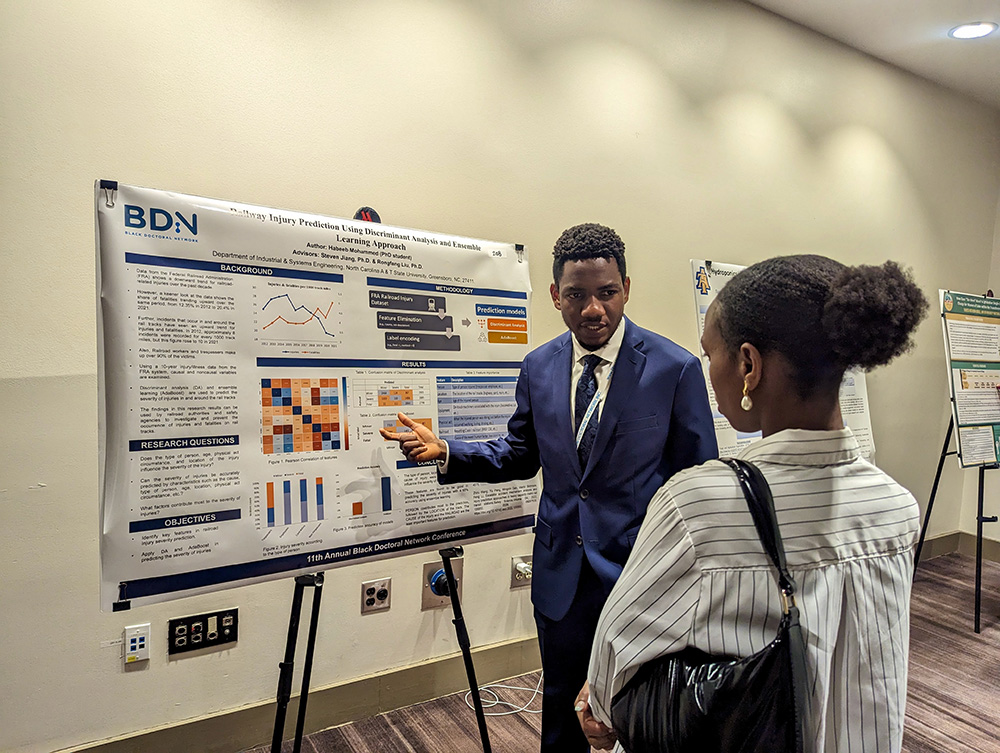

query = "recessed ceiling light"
[[948, 22, 998, 39]]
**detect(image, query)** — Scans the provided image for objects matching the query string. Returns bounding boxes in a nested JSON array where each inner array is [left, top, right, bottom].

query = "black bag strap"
[[721, 457, 811, 753], [719, 457, 798, 606]]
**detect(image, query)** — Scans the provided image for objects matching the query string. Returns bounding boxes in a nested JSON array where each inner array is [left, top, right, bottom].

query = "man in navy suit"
[[381, 223, 718, 752]]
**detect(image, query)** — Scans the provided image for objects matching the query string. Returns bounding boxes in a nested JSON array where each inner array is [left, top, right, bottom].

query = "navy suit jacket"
[[441, 318, 718, 621]]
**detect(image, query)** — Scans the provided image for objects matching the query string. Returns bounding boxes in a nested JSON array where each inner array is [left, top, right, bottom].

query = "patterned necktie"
[[575, 354, 602, 468]]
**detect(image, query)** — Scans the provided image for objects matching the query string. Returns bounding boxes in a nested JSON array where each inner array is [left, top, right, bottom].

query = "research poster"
[[690, 260, 875, 458], [939, 290, 1000, 467], [96, 182, 537, 610]]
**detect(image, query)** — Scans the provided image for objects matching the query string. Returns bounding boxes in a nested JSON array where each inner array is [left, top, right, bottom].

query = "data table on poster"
[[354, 378, 433, 409], [436, 376, 519, 441]]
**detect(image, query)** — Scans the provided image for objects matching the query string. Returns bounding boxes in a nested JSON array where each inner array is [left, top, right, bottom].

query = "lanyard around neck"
[[574, 363, 613, 450]]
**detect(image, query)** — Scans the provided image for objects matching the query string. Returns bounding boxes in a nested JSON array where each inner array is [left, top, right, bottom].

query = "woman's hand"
[[575, 681, 617, 751]]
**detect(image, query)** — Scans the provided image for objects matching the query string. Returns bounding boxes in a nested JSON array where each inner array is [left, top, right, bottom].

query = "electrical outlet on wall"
[[510, 555, 533, 589], [361, 578, 391, 614]]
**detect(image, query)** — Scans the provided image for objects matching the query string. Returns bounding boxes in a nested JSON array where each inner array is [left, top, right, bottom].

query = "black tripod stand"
[[270, 573, 325, 753], [914, 416, 999, 633], [437, 546, 492, 753], [269, 549, 493, 752]]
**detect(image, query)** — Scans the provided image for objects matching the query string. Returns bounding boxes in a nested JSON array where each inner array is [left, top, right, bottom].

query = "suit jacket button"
[[575, 535, 583, 546], [580, 489, 589, 499]]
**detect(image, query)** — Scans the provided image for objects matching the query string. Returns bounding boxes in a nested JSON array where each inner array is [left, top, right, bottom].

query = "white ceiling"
[[746, 0, 1000, 111]]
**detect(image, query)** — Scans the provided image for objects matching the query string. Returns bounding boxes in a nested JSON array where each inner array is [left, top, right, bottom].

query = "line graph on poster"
[[253, 281, 345, 350]]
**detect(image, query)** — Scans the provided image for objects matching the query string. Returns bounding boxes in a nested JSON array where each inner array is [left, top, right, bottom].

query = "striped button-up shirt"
[[588, 428, 919, 753]]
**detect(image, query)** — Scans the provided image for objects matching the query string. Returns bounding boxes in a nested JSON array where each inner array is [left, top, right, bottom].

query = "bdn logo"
[[124, 204, 198, 235]]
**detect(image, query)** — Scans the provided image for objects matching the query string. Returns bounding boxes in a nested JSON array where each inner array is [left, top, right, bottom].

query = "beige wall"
[[966, 190, 1000, 532], [2, 1, 999, 751]]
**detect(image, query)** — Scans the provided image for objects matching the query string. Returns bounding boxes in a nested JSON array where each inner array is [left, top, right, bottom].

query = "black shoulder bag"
[[610, 458, 811, 753]]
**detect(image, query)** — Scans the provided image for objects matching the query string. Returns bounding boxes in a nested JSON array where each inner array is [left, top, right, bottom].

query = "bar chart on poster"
[[254, 473, 393, 529], [96, 182, 537, 610]]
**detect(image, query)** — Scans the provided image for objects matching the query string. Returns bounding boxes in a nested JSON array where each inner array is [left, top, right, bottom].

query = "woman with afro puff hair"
[[579, 255, 928, 753]]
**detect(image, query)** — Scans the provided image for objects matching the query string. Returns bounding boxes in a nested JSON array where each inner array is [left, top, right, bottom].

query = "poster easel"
[[269, 549, 492, 753], [914, 416, 998, 633], [922, 289, 1000, 633]]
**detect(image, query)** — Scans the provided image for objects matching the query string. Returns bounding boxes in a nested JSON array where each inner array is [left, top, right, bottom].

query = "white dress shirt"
[[588, 428, 919, 753], [569, 320, 625, 425]]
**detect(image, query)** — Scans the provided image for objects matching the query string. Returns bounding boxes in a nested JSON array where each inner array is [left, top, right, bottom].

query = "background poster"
[[97, 182, 537, 610], [939, 289, 1000, 467], [690, 260, 875, 458]]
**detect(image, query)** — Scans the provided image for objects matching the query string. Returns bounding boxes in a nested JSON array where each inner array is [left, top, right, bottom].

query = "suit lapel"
[[582, 319, 646, 480], [550, 334, 580, 478]]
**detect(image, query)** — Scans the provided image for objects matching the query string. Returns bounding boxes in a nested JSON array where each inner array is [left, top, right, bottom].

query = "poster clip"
[[100, 179, 118, 208], [112, 581, 131, 611], [515, 244, 524, 263]]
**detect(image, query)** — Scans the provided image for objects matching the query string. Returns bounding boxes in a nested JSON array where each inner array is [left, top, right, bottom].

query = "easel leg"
[[272, 579, 306, 752], [439, 546, 492, 753], [271, 574, 324, 753], [293, 574, 325, 752], [914, 417, 954, 570], [976, 466, 984, 634]]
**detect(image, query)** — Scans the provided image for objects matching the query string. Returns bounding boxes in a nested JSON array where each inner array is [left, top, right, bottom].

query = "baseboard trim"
[[63, 637, 541, 753], [956, 531, 1000, 563], [918, 531, 1000, 565], [918, 532, 962, 562]]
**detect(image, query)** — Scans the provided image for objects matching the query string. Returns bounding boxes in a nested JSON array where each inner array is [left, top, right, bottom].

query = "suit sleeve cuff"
[[437, 440, 450, 475]]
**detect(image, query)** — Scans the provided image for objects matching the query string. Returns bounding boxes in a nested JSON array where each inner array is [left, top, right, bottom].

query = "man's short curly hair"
[[552, 223, 627, 284]]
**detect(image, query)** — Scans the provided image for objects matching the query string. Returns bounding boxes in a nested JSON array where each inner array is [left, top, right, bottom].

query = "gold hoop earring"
[[741, 381, 753, 411]]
